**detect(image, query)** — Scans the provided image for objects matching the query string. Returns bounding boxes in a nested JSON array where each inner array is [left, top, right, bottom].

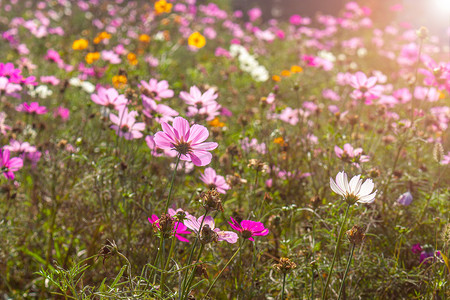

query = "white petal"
[[349, 175, 361, 193], [357, 190, 377, 203], [358, 179, 374, 197], [330, 177, 345, 196]]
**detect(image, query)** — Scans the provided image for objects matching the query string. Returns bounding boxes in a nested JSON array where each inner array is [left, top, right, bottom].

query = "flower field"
[[0, 0, 449, 299]]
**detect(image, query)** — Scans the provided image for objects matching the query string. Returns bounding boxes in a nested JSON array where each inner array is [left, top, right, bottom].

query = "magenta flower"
[[91, 87, 128, 110], [139, 78, 174, 101], [110, 108, 145, 140], [184, 215, 238, 244], [228, 217, 269, 241], [411, 243, 423, 254], [16, 102, 47, 115], [154, 117, 218, 166], [200, 167, 230, 194], [148, 214, 191, 242], [53, 106, 70, 121], [0, 148, 23, 180], [142, 95, 179, 123]]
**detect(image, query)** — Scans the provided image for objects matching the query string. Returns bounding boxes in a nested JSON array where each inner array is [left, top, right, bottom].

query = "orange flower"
[[154, 0, 172, 14], [85, 52, 100, 64], [98, 31, 111, 40], [94, 31, 111, 44], [139, 34, 151, 43], [208, 117, 225, 128], [127, 53, 138, 65], [281, 70, 291, 77], [112, 75, 127, 89], [72, 39, 89, 50], [272, 75, 281, 82], [290, 65, 303, 73], [188, 32, 206, 49], [273, 137, 285, 145]]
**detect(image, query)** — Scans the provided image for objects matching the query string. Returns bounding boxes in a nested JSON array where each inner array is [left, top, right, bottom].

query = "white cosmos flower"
[[330, 171, 376, 204]]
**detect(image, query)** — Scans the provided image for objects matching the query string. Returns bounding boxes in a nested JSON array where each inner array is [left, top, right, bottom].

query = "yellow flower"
[[208, 117, 225, 128], [154, 0, 172, 14], [272, 75, 281, 82], [188, 32, 206, 49], [93, 37, 101, 44], [112, 75, 127, 89], [438, 91, 446, 99], [139, 34, 151, 43], [290, 65, 303, 73], [85, 52, 100, 64], [72, 39, 89, 50], [281, 70, 291, 77]]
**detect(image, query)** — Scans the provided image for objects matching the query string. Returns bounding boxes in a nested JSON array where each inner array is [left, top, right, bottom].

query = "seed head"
[[273, 257, 297, 274], [201, 188, 223, 212], [346, 225, 366, 245]]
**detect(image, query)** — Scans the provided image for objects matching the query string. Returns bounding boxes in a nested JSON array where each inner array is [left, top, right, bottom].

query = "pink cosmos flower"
[[154, 117, 218, 166], [228, 217, 269, 241], [0, 77, 22, 94], [53, 106, 70, 121], [334, 143, 369, 167], [240, 137, 267, 154], [330, 171, 377, 204], [289, 14, 302, 26], [200, 167, 230, 194], [184, 215, 238, 244], [148, 214, 191, 242], [142, 95, 178, 123], [139, 79, 174, 101], [16, 102, 47, 114], [0, 112, 11, 136], [180, 86, 218, 107], [145, 135, 176, 158], [349, 71, 383, 103], [101, 50, 121, 64], [91, 87, 128, 110], [0, 148, 23, 180], [4, 140, 36, 154], [441, 151, 450, 165], [110, 108, 145, 140]]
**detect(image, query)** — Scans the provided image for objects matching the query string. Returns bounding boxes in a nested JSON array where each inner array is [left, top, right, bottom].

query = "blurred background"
[[231, 0, 450, 46]]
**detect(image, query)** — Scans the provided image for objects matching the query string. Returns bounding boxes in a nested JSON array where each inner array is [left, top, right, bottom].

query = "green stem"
[[281, 273, 287, 300], [164, 154, 181, 214], [322, 204, 351, 300], [182, 243, 205, 299], [180, 210, 208, 299], [337, 243, 355, 300], [203, 245, 242, 299]]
